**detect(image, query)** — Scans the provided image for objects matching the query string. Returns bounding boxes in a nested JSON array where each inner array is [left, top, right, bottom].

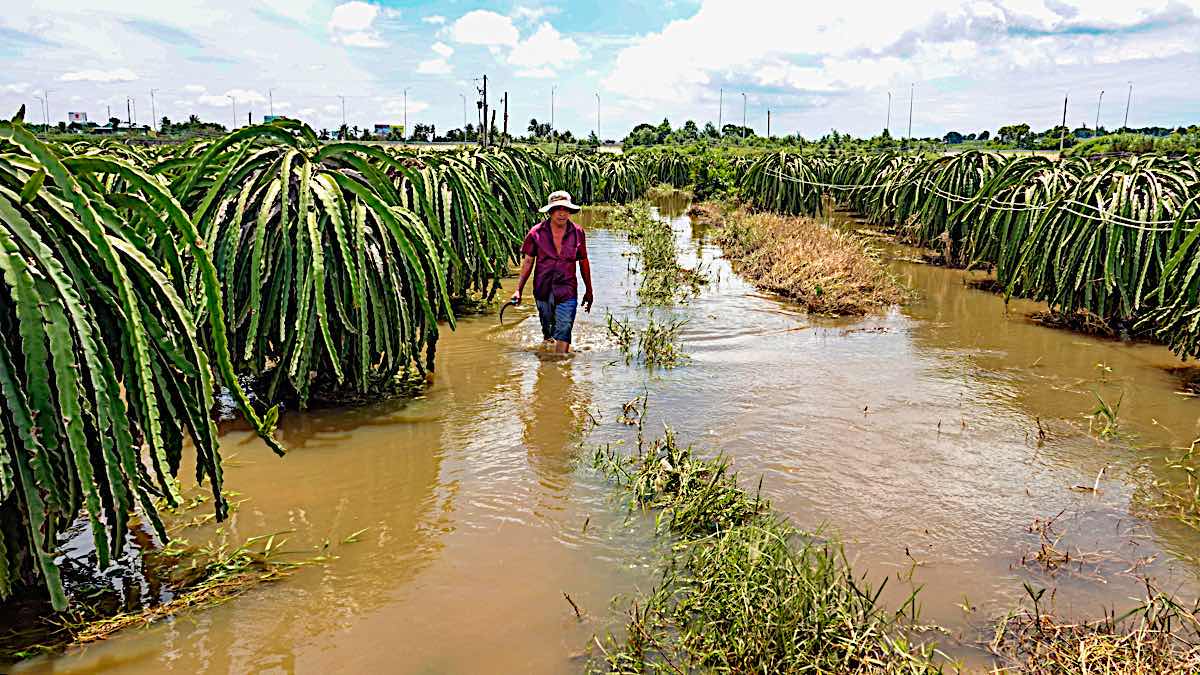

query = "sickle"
[[499, 298, 519, 325]]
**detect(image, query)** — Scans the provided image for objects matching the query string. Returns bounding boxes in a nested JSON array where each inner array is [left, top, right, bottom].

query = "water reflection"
[[523, 355, 591, 493]]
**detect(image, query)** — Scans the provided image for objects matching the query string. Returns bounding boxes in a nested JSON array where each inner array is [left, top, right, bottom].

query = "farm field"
[[0, 115, 1198, 672]]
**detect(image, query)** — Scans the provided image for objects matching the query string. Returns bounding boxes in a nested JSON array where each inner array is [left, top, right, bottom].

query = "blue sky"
[[2, 0, 1198, 139]]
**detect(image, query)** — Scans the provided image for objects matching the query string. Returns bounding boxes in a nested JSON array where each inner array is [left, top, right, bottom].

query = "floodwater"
[[13, 195, 1200, 673]]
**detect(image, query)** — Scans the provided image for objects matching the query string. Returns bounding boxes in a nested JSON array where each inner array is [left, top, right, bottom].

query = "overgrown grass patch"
[[606, 202, 706, 305], [590, 427, 943, 673], [712, 205, 907, 315]]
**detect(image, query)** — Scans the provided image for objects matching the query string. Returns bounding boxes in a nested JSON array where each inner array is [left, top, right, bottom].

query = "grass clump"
[[713, 205, 907, 315], [607, 202, 706, 305], [989, 585, 1200, 673], [606, 313, 688, 369], [591, 428, 942, 673]]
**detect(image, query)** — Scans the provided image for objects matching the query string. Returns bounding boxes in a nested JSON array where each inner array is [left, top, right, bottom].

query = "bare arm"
[[580, 257, 593, 312], [511, 254, 535, 303]]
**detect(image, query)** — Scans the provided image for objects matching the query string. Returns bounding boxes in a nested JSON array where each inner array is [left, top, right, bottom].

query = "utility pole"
[[126, 97, 132, 127], [229, 95, 236, 130], [741, 92, 746, 139], [482, 75, 489, 146], [907, 83, 914, 139], [131, 98, 137, 126], [502, 91, 509, 146], [33, 95, 44, 133], [338, 95, 346, 128], [268, 88, 274, 117], [247, 111, 252, 127], [150, 88, 158, 131], [403, 88, 408, 141], [550, 85, 556, 133], [43, 89, 52, 128], [1058, 92, 1068, 152], [767, 109, 771, 138], [1094, 89, 1104, 133], [718, 88, 723, 134], [1123, 82, 1132, 130], [886, 91, 892, 134], [459, 93, 466, 130], [595, 92, 600, 142]]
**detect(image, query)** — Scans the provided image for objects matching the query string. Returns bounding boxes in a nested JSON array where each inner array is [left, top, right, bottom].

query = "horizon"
[[4, 1, 1199, 139]]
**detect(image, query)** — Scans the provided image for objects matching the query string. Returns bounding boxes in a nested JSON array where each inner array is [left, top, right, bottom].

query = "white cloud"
[[183, 84, 207, 93], [602, 0, 1200, 106], [513, 6, 558, 23], [452, 10, 519, 47], [515, 67, 556, 79], [297, 107, 318, 117], [508, 22, 580, 71], [59, 68, 138, 82], [328, 1, 387, 48], [423, 15, 446, 25], [417, 58, 452, 75], [197, 88, 267, 107], [0, 83, 30, 94], [432, 41, 454, 58]]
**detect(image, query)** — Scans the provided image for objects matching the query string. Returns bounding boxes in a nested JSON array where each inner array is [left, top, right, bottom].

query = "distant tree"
[[386, 127, 404, 141], [319, 128, 331, 140], [410, 123, 435, 141], [586, 130, 600, 146], [721, 123, 754, 138], [943, 131, 964, 144], [463, 123, 477, 141], [336, 124, 349, 140], [443, 128, 464, 142], [675, 119, 700, 142], [188, 114, 201, 125], [558, 129, 575, 143], [160, 116, 172, 133], [997, 123, 1030, 145], [703, 121, 720, 138], [56, 121, 67, 133], [655, 117, 672, 143], [360, 127, 372, 140], [977, 130, 990, 141], [108, 117, 122, 129], [965, 132, 977, 141]]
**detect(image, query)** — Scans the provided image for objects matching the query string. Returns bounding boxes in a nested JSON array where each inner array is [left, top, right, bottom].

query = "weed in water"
[[606, 312, 688, 369], [1088, 391, 1122, 440], [590, 429, 943, 673]]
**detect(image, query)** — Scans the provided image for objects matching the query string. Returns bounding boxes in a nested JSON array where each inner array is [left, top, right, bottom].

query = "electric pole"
[[43, 89, 52, 128], [907, 83, 914, 139], [338, 95, 346, 128], [403, 87, 408, 141], [1058, 92, 1068, 152], [886, 91, 892, 135], [126, 97, 132, 127], [551, 85, 556, 134], [1123, 82, 1132, 130], [150, 88, 158, 131], [767, 109, 771, 138], [741, 92, 746, 139], [502, 91, 509, 146], [1094, 89, 1104, 133], [718, 87, 723, 134], [268, 88, 274, 117], [459, 93, 466, 130], [482, 76, 489, 146], [33, 95, 44, 133], [229, 95, 236, 130], [595, 92, 600, 143]]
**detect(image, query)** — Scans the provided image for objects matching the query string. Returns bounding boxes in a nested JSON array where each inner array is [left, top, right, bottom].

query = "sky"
[[2, 0, 1199, 140]]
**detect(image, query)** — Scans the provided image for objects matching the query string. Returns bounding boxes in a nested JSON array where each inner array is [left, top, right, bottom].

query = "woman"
[[510, 190, 594, 353]]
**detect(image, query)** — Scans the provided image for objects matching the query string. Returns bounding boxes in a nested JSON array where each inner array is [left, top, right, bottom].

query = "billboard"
[[68, 111, 87, 123], [373, 124, 392, 136]]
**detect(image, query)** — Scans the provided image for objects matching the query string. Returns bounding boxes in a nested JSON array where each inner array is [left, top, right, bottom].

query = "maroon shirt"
[[521, 219, 588, 302]]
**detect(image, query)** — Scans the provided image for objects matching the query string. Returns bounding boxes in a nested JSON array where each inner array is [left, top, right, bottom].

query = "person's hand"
[[509, 290, 521, 305], [582, 290, 593, 313]]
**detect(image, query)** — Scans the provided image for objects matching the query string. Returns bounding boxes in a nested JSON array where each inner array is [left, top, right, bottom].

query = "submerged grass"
[[0, 491, 335, 662], [606, 313, 688, 369], [989, 584, 1200, 673], [607, 201, 706, 305], [712, 204, 907, 315], [590, 426, 943, 673]]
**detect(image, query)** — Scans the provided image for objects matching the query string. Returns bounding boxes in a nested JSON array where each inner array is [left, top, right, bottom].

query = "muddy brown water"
[[12, 197, 1200, 673]]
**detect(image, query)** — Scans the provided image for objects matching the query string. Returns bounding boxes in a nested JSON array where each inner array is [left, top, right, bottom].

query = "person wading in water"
[[510, 190, 594, 353]]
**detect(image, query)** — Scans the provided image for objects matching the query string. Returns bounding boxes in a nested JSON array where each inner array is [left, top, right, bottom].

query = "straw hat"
[[538, 190, 582, 213]]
